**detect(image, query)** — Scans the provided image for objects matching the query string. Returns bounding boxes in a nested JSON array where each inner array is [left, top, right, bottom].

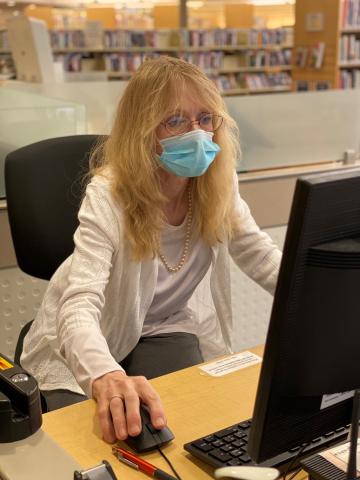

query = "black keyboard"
[[184, 419, 350, 472]]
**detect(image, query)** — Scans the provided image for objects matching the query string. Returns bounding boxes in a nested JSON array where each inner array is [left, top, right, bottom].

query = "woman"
[[21, 56, 281, 444]]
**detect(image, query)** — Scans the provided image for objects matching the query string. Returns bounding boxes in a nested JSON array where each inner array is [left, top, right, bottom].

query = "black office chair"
[[5, 134, 103, 365]]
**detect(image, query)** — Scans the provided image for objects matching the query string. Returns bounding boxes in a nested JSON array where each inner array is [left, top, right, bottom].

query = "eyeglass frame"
[[160, 112, 223, 136]]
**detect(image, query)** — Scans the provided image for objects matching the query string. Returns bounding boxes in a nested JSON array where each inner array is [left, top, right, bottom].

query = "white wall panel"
[[230, 225, 286, 352], [0, 269, 47, 359]]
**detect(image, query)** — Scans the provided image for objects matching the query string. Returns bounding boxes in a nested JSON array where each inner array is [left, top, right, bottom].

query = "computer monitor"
[[247, 166, 360, 464]]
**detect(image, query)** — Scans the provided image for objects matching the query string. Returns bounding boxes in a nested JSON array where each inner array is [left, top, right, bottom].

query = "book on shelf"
[[296, 80, 310, 91], [341, 0, 360, 28], [84, 21, 103, 49], [50, 29, 85, 49], [308, 42, 326, 69], [243, 71, 291, 90], [339, 34, 360, 62], [295, 46, 308, 68], [340, 67, 360, 87], [315, 80, 331, 90], [246, 49, 292, 68]]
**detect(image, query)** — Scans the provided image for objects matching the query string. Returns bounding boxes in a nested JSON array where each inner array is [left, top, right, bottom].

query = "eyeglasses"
[[161, 113, 223, 136]]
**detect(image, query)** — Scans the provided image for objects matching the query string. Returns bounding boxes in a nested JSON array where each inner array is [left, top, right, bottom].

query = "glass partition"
[[4, 81, 127, 134], [225, 89, 360, 172], [0, 88, 86, 198], [2, 83, 360, 198]]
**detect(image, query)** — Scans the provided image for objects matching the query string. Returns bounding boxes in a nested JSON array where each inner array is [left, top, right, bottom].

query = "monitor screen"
[[248, 167, 360, 464]]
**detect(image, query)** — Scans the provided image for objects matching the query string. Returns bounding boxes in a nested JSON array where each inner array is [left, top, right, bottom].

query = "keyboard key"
[[239, 421, 251, 429], [215, 427, 239, 439], [221, 445, 234, 453], [234, 431, 247, 439], [232, 440, 246, 448], [209, 449, 233, 463], [192, 441, 214, 452], [224, 435, 236, 443], [239, 453, 252, 463], [204, 435, 216, 442], [230, 449, 243, 457], [227, 459, 242, 466], [324, 431, 335, 437], [212, 440, 225, 448]]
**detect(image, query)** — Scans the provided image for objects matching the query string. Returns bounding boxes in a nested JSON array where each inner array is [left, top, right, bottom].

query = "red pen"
[[112, 446, 177, 480]]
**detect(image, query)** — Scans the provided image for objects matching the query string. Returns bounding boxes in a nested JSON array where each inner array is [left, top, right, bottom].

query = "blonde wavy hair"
[[90, 56, 241, 260]]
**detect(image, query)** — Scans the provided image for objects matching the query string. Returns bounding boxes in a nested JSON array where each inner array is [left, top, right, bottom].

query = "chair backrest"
[[5, 135, 102, 280]]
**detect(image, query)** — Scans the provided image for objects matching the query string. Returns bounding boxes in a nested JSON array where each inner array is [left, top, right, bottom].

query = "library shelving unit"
[[339, 1, 360, 88], [293, 0, 360, 91], [49, 27, 294, 96], [2, 26, 293, 95]]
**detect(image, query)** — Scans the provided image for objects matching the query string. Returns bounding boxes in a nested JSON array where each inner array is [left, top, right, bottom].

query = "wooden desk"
[[41, 346, 305, 480]]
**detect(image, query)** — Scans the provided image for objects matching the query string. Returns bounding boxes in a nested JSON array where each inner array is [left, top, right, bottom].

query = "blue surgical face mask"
[[158, 129, 221, 178]]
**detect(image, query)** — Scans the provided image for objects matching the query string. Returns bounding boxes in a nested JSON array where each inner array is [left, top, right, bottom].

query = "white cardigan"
[[21, 172, 281, 397]]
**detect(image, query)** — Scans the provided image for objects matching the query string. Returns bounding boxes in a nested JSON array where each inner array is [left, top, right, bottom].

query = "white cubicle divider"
[[226, 88, 360, 172]]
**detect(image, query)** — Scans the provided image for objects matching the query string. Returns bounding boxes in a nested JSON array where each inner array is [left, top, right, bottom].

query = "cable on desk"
[[285, 466, 303, 480], [156, 446, 182, 480], [282, 445, 307, 480]]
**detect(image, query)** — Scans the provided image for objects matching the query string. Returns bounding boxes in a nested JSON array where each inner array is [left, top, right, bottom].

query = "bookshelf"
[[339, 1, 360, 88], [293, 0, 360, 91], [2, 26, 293, 95], [49, 27, 293, 95]]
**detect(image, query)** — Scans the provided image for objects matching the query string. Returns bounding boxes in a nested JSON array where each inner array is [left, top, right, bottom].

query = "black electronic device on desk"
[[124, 405, 175, 453], [0, 352, 42, 442], [185, 167, 360, 473]]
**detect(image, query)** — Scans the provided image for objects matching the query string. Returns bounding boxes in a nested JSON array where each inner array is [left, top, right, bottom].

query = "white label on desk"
[[320, 390, 354, 410], [199, 351, 262, 377], [320, 442, 360, 474]]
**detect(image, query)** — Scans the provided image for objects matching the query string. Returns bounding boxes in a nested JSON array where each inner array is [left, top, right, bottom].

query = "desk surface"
[[41, 346, 306, 480], [42, 347, 262, 479]]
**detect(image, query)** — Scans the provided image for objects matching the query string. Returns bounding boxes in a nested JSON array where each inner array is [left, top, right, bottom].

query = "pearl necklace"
[[158, 187, 193, 274]]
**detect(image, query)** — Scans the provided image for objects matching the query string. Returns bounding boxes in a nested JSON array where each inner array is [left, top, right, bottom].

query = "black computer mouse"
[[124, 405, 175, 453]]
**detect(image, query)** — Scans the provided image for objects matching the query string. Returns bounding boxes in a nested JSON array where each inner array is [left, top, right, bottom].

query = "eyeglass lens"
[[165, 114, 222, 135]]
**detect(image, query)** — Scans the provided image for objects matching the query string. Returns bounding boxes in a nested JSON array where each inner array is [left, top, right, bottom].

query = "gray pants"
[[42, 332, 203, 412]]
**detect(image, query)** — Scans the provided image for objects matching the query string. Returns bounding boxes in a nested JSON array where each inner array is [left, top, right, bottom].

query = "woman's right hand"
[[92, 370, 167, 443]]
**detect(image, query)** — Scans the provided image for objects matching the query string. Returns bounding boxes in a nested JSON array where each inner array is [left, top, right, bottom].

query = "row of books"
[[211, 71, 291, 92], [341, 0, 360, 28], [245, 49, 292, 68], [54, 53, 84, 72], [50, 27, 294, 50], [242, 72, 292, 90], [339, 68, 360, 88], [50, 30, 85, 48], [294, 43, 326, 69], [104, 52, 158, 72], [177, 27, 293, 47], [339, 34, 360, 62], [103, 51, 293, 73]]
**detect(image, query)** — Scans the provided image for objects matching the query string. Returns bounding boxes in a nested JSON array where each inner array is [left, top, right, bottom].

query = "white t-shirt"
[[142, 216, 212, 337]]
